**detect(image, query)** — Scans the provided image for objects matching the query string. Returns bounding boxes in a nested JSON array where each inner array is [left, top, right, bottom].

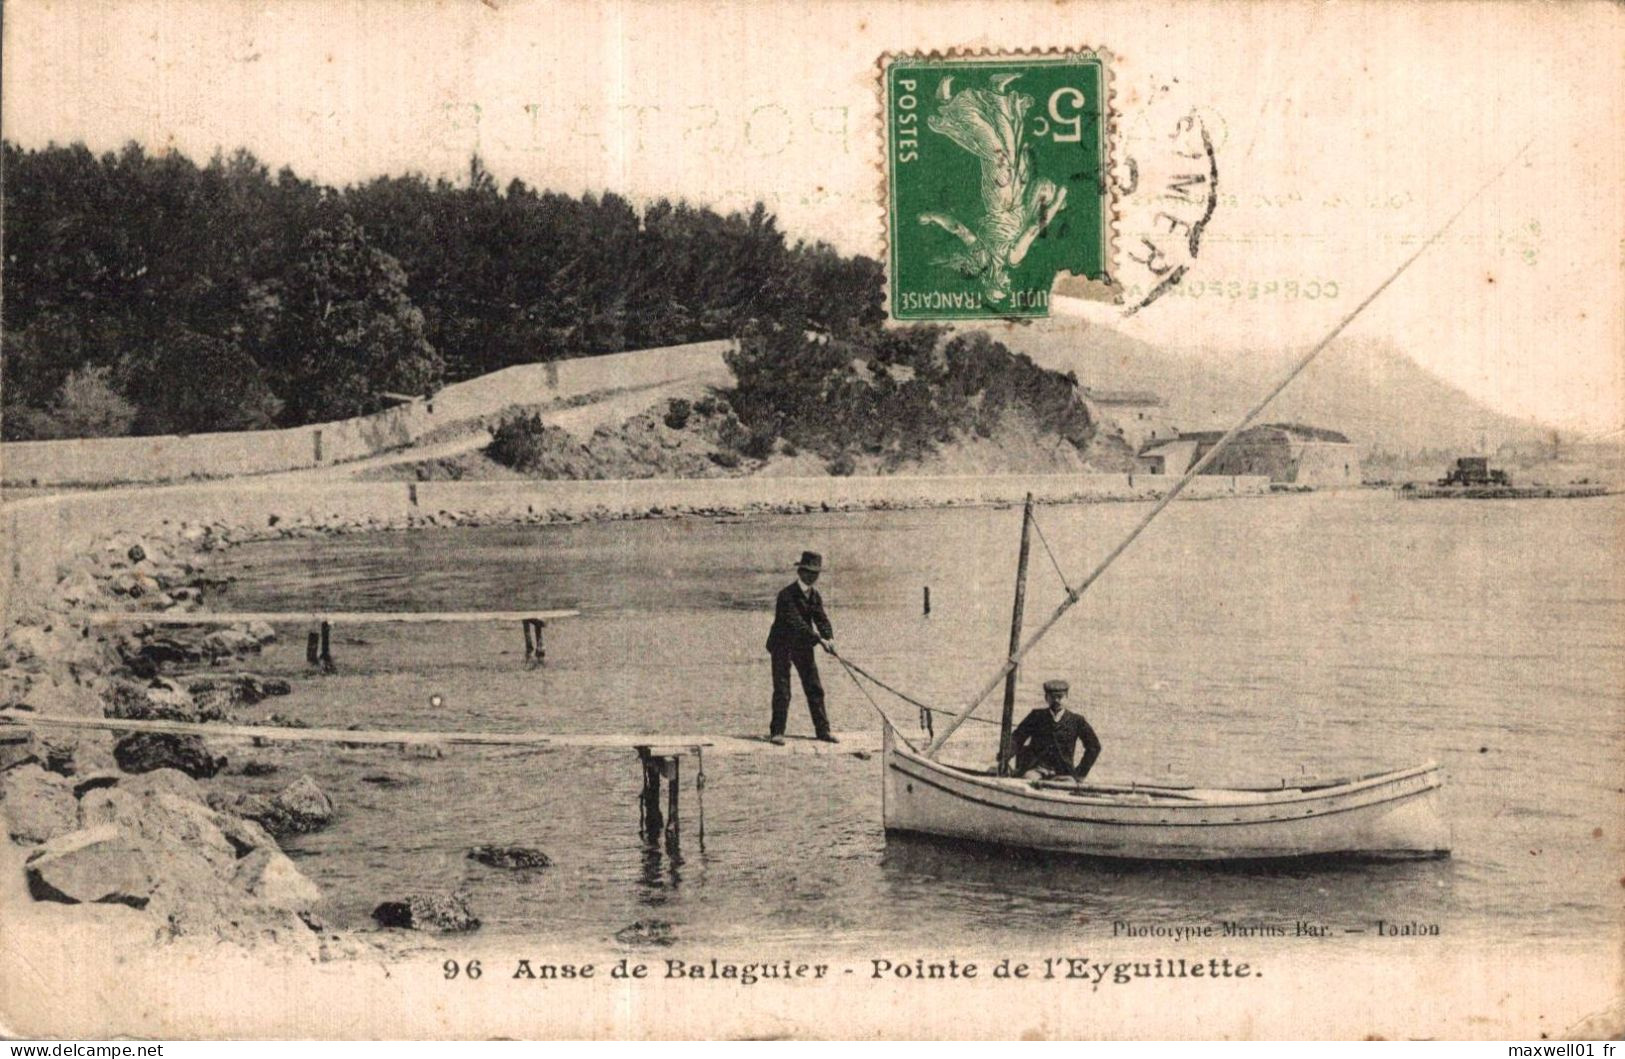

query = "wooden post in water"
[[305, 631, 321, 666], [520, 618, 547, 664], [638, 750, 664, 842], [636, 748, 682, 854], [694, 748, 706, 853], [319, 621, 334, 670], [664, 756, 681, 853], [923, 586, 931, 616], [998, 494, 1035, 777]]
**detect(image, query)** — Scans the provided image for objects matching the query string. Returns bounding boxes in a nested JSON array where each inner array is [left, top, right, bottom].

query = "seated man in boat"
[[1000, 679, 1101, 781]]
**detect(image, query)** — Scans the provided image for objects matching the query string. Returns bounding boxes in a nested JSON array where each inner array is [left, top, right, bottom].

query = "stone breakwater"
[[0, 471, 1268, 957]]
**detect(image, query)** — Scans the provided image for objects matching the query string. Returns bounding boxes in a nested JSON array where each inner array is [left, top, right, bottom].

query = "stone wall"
[[0, 341, 733, 487]]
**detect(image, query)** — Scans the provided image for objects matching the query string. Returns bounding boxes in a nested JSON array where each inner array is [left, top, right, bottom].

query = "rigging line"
[[923, 139, 1534, 759], [1027, 508, 1074, 595], [919, 704, 1001, 727], [836, 653, 999, 727], [831, 652, 914, 749], [835, 653, 940, 715]]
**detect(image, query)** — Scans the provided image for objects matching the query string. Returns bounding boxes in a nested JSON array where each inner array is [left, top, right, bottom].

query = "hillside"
[[372, 326, 1136, 482], [992, 321, 1546, 453]]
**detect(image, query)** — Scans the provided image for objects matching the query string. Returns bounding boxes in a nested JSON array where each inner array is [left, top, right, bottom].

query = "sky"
[[5, 0, 1622, 434]]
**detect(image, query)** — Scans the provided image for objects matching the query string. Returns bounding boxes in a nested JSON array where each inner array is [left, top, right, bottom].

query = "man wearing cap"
[[1000, 679, 1101, 780], [765, 551, 837, 745]]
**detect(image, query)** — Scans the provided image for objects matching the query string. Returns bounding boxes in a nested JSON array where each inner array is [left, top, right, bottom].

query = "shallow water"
[[206, 491, 1624, 949]]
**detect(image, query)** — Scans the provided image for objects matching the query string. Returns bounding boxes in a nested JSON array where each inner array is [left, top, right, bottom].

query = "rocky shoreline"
[[0, 518, 529, 960], [0, 528, 382, 960], [0, 475, 1271, 960]]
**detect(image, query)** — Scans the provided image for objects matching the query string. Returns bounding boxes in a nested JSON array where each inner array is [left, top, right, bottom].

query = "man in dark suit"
[[766, 551, 837, 745], [1000, 679, 1101, 780]]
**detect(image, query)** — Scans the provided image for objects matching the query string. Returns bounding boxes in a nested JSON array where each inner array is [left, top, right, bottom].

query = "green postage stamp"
[[883, 50, 1114, 320]]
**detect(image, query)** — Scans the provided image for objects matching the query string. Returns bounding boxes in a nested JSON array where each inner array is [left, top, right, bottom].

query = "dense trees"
[[2, 142, 883, 438], [726, 325, 1095, 471]]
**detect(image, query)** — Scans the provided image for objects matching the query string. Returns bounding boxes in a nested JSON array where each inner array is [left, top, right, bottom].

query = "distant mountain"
[[984, 321, 1548, 453]]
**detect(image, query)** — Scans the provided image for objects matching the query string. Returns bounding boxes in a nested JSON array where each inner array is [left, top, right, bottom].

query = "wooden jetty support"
[[86, 609, 580, 669], [0, 713, 875, 852]]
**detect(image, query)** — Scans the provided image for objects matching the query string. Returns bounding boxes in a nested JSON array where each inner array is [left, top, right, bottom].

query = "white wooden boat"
[[882, 726, 1450, 861]]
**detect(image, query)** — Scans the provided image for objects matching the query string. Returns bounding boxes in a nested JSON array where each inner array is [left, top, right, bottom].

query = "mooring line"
[[831, 652, 907, 741]]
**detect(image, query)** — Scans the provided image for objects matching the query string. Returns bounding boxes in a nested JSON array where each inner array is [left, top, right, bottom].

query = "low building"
[[1081, 388, 1180, 453], [1137, 437, 1205, 475], [1140, 424, 1361, 486]]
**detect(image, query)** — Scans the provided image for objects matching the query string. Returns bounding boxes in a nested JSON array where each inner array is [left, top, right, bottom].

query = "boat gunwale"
[[887, 753, 1445, 829], [886, 733, 1442, 812]]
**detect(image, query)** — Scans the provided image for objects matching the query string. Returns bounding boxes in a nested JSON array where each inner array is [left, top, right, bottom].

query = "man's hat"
[[1042, 679, 1070, 693], [795, 551, 824, 572]]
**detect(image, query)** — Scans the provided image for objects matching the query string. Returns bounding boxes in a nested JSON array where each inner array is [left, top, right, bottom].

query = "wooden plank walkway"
[[0, 713, 881, 757], [84, 609, 581, 625]]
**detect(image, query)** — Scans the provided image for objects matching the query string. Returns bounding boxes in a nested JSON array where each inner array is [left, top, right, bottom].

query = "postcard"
[[1, 0, 1620, 1041]]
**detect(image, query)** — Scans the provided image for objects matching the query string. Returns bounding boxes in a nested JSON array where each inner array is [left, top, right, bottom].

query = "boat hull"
[[883, 728, 1449, 861]]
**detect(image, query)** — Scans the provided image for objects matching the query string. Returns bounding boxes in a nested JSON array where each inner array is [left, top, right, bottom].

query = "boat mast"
[[920, 142, 1530, 760], [998, 493, 1035, 776]]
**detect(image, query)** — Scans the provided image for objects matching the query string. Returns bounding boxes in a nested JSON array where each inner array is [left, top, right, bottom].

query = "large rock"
[[107, 571, 163, 599], [232, 847, 322, 909], [0, 671, 34, 709], [108, 678, 217, 723], [212, 774, 334, 837], [0, 732, 38, 772], [0, 728, 87, 776], [56, 730, 119, 776], [55, 567, 106, 608], [78, 783, 237, 872], [215, 808, 277, 858], [113, 732, 225, 778], [20, 672, 107, 718], [0, 764, 78, 843], [119, 767, 205, 802], [201, 628, 261, 658], [371, 892, 480, 932], [467, 844, 551, 870], [243, 622, 278, 646], [2, 624, 77, 670], [133, 636, 207, 667], [25, 825, 159, 908], [272, 775, 334, 832], [182, 673, 290, 713]]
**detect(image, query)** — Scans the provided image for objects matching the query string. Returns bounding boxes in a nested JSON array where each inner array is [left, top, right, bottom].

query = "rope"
[[830, 652, 916, 750], [834, 654, 938, 716], [1027, 509, 1074, 595], [830, 653, 1006, 730]]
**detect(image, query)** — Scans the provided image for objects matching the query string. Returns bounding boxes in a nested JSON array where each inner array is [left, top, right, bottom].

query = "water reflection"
[[880, 831, 1457, 936]]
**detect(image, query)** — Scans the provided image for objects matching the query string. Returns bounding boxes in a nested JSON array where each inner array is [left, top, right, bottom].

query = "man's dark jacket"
[[765, 581, 833, 652], [1006, 708, 1102, 779]]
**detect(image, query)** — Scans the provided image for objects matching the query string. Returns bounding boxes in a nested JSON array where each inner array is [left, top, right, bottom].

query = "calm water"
[[205, 492, 1624, 949]]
